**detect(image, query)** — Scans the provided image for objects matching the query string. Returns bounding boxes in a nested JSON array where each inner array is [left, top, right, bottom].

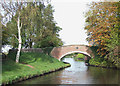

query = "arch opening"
[[59, 51, 91, 61]]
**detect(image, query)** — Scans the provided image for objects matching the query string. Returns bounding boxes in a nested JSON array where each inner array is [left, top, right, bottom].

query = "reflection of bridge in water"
[[50, 45, 94, 61]]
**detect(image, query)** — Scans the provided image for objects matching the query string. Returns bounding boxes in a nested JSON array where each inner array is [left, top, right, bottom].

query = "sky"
[[51, 0, 118, 46], [51, 0, 100, 45]]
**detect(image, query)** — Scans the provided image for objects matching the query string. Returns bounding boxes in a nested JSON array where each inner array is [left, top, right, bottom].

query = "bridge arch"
[[50, 45, 94, 61], [59, 51, 91, 61]]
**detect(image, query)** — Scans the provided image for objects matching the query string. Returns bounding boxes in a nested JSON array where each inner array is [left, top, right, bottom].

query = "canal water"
[[18, 58, 120, 84]]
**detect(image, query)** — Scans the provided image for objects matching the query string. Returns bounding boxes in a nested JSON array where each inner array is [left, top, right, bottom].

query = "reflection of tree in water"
[[87, 67, 119, 84]]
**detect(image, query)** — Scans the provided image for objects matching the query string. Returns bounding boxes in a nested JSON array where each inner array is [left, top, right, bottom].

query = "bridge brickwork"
[[50, 45, 94, 60]]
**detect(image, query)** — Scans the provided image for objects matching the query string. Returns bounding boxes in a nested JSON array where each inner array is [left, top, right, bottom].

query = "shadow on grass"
[[19, 52, 56, 64], [2, 59, 21, 72], [2, 51, 58, 73]]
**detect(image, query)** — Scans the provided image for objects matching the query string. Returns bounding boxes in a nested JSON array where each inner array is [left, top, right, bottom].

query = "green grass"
[[2, 52, 70, 85]]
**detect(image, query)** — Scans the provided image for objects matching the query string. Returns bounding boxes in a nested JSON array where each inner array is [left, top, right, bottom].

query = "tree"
[[0, 14, 2, 49], [34, 4, 63, 48], [1, 1, 26, 63], [2, 1, 63, 49], [84, 2, 120, 66]]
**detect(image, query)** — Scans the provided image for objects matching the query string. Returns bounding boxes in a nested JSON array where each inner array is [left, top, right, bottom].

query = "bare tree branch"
[[12, 34, 18, 41]]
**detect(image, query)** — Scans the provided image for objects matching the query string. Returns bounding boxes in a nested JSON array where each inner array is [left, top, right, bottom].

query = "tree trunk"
[[16, 15, 22, 63], [29, 38, 32, 48]]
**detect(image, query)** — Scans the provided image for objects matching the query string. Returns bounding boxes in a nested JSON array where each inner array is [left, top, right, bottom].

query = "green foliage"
[[36, 35, 63, 48], [2, 52, 70, 85], [74, 54, 85, 61], [90, 46, 102, 58], [85, 2, 120, 68], [42, 47, 54, 55], [89, 46, 116, 68], [61, 53, 85, 61], [89, 58, 115, 67], [7, 50, 17, 61], [104, 25, 120, 67], [2, 1, 63, 48], [77, 54, 85, 59], [2, 25, 9, 45]]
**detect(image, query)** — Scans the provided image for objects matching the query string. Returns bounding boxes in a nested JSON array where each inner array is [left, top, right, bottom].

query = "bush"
[[89, 57, 115, 67], [77, 54, 85, 59], [74, 54, 85, 61]]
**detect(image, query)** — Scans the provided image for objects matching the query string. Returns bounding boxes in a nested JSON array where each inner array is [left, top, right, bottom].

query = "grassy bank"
[[89, 58, 116, 68], [2, 52, 70, 85], [88, 46, 116, 68]]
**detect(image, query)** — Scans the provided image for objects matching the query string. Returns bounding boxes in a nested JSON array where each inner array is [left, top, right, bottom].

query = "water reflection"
[[63, 58, 88, 72], [18, 58, 119, 84]]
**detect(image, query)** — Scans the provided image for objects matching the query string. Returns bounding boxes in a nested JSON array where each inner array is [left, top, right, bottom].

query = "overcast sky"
[[51, 0, 118, 45], [51, 0, 100, 45]]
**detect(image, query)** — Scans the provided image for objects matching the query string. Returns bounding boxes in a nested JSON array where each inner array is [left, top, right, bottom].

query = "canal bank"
[[88, 57, 120, 70], [2, 52, 70, 85], [17, 58, 120, 84], [86, 46, 120, 69]]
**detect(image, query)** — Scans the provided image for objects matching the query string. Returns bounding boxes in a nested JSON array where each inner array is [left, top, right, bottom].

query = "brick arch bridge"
[[50, 45, 94, 61]]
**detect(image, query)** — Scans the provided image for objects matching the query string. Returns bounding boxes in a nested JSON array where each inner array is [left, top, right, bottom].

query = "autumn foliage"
[[85, 2, 120, 67]]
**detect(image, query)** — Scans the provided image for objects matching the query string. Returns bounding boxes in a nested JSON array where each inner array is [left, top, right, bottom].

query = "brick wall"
[[51, 45, 93, 60], [9, 48, 43, 53]]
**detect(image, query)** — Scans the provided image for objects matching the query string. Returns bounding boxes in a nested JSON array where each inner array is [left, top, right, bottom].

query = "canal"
[[18, 57, 119, 84]]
